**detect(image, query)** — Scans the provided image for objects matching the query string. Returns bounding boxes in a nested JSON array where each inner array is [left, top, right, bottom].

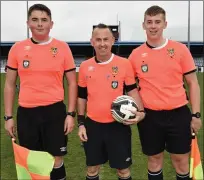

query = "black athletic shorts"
[[83, 117, 132, 169], [137, 105, 192, 155], [17, 101, 68, 156]]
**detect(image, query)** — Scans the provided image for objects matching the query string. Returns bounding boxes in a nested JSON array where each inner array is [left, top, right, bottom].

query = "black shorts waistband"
[[19, 101, 64, 110], [145, 104, 188, 113], [86, 116, 117, 125]]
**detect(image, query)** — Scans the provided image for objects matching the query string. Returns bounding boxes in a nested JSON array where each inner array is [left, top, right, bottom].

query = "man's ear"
[[164, 21, 167, 29], [112, 36, 115, 45], [90, 38, 94, 47], [142, 22, 146, 30], [50, 21, 54, 29], [26, 20, 30, 28]]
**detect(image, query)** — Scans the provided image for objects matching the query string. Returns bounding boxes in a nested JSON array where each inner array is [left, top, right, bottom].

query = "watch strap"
[[4, 115, 13, 121], [192, 112, 201, 118], [66, 111, 76, 117]]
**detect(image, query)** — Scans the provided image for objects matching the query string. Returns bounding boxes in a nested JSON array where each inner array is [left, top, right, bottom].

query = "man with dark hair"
[[28, 3, 52, 19], [77, 23, 146, 180], [129, 5, 202, 180], [4, 3, 77, 180]]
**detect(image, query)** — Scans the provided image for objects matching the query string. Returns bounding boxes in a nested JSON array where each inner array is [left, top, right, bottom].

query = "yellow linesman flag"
[[12, 139, 55, 180], [190, 134, 203, 180]]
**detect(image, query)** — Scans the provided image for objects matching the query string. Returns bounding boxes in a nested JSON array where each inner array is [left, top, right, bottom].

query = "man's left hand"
[[191, 117, 202, 134]]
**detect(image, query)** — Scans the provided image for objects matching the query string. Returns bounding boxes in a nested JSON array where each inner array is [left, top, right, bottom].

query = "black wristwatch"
[[192, 112, 201, 118], [4, 115, 13, 121], [66, 111, 76, 117]]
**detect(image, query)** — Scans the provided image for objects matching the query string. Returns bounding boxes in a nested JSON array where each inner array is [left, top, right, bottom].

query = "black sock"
[[118, 176, 132, 180], [50, 162, 66, 180], [148, 169, 163, 180], [176, 172, 189, 180], [86, 173, 99, 180]]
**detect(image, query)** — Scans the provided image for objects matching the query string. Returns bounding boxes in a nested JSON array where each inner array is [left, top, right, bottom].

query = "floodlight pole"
[[27, 1, 29, 38], [187, 0, 190, 50]]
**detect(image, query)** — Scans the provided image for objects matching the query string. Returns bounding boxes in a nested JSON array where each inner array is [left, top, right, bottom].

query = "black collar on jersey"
[[30, 38, 39, 44], [94, 57, 101, 63], [146, 42, 156, 49]]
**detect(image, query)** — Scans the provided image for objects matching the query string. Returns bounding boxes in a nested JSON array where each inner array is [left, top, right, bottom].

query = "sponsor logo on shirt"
[[141, 53, 148, 57], [88, 66, 95, 71], [106, 74, 110, 80], [24, 46, 31, 51]]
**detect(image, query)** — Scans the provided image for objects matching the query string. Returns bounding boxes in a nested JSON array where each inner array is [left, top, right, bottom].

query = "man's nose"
[[151, 22, 156, 28], [37, 20, 43, 26], [101, 40, 105, 46]]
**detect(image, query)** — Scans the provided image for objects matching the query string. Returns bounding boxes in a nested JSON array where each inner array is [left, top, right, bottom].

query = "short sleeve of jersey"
[[125, 60, 136, 86], [63, 42, 76, 71], [78, 62, 87, 87], [180, 44, 196, 74], [7, 43, 18, 69], [128, 51, 137, 77]]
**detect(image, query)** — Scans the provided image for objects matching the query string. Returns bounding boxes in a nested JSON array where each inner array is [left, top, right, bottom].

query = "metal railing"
[[1, 56, 203, 74]]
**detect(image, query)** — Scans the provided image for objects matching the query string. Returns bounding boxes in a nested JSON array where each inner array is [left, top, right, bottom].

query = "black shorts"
[[83, 117, 132, 169], [137, 105, 192, 155], [17, 101, 68, 156]]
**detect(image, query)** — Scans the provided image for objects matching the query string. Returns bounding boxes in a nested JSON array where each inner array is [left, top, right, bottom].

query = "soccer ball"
[[111, 95, 138, 123]]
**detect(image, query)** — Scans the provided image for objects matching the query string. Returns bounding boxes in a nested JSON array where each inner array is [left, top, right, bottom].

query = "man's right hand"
[[5, 119, 16, 139], [123, 108, 146, 125], [78, 125, 88, 142]]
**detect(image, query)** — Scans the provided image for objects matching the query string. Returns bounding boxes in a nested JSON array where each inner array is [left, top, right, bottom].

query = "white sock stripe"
[[148, 169, 163, 176], [57, 176, 66, 180], [176, 173, 189, 178], [118, 175, 131, 179], [87, 174, 99, 179], [53, 161, 64, 169]]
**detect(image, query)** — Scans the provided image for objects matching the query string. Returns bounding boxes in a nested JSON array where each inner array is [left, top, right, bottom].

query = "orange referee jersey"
[[129, 39, 196, 110], [78, 54, 136, 123], [7, 38, 75, 107]]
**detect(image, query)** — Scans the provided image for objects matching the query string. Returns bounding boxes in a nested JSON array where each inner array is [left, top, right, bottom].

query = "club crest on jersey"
[[141, 64, 148, 72], [112, 66, 118, 75], [111, 81, 118, 89], [23, 60, 30, 68], [50, 47, 58, 57], [167, 48, 175, 58]]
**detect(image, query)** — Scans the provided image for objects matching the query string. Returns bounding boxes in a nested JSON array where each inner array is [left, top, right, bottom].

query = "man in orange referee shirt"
[[128, 5, 202, 180], [77, 23, 145, 180], [4, 4, 77, 180]]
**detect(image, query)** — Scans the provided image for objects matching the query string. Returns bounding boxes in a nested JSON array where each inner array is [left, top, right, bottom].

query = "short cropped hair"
[[144, 5, 166, 21], [92, 23, 113, 36], [28, 4, 52, 19]]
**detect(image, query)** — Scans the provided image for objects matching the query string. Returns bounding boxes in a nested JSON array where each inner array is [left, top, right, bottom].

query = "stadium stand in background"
[[0, 41, 203, 73]]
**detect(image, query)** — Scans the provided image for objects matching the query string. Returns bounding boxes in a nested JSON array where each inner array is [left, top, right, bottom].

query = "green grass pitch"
[[0, 73, 203, 180]]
